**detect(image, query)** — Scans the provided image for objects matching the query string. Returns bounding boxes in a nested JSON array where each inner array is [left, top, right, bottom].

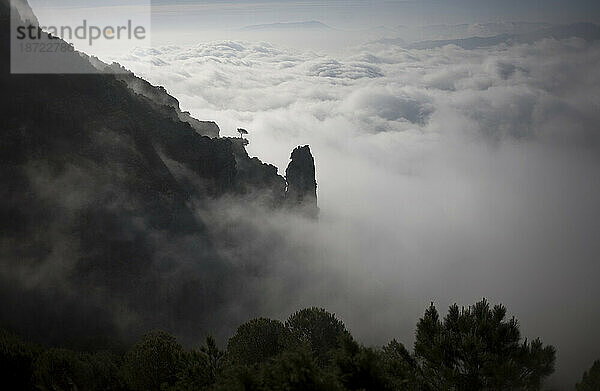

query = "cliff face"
[[0, 0, 316, 345], [285, 146, 319, 218], [109, 64, 221, 138]]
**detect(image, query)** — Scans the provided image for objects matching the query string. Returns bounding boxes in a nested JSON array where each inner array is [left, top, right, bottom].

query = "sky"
[[27, 0, 600, 55], [29, 0, 600, 30]]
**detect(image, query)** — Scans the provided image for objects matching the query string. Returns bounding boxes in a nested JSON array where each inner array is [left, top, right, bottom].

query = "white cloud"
[[307, 59, 384, 79], [114, 37, 600, 388]]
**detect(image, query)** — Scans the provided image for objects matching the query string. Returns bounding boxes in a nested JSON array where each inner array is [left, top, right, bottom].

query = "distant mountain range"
[[241, 20, 331, 31], [408, 23, 600, 49], [372, 23, 600, 49], [396, 22, 552, 42]]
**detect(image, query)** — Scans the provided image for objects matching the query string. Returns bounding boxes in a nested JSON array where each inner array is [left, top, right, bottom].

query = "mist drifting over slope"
[[114, 35, 600, 388]]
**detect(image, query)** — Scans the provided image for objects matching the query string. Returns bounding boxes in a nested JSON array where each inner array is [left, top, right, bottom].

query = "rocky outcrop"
[[285, 145, 318, 218], [228, 137, 287, 206]]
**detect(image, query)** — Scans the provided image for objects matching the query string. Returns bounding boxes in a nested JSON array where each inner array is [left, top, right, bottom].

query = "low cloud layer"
[[115, 37, 600, 388]]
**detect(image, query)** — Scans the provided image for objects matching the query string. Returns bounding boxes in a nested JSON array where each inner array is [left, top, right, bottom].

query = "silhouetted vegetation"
[[237, 128, 249, 138], [286, 307, 349, 366], [0, 300, 561, 390], [576, 360, 600, 391], [414, 300, 556, 391]]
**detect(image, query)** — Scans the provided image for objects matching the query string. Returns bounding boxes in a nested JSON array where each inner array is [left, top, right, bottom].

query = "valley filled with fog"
[[111, 30, 600, 388]]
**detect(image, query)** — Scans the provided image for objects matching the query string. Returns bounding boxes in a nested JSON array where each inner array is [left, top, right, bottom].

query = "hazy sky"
[[147, 0, 600, 33], [152, 0, 600, 23], [30, 0, 600, 29], [24, 0, 600, 56], [27, 0, 600, 53]]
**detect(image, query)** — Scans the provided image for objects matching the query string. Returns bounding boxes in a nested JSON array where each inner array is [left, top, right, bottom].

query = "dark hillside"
[[0, 0, 316, 346]]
